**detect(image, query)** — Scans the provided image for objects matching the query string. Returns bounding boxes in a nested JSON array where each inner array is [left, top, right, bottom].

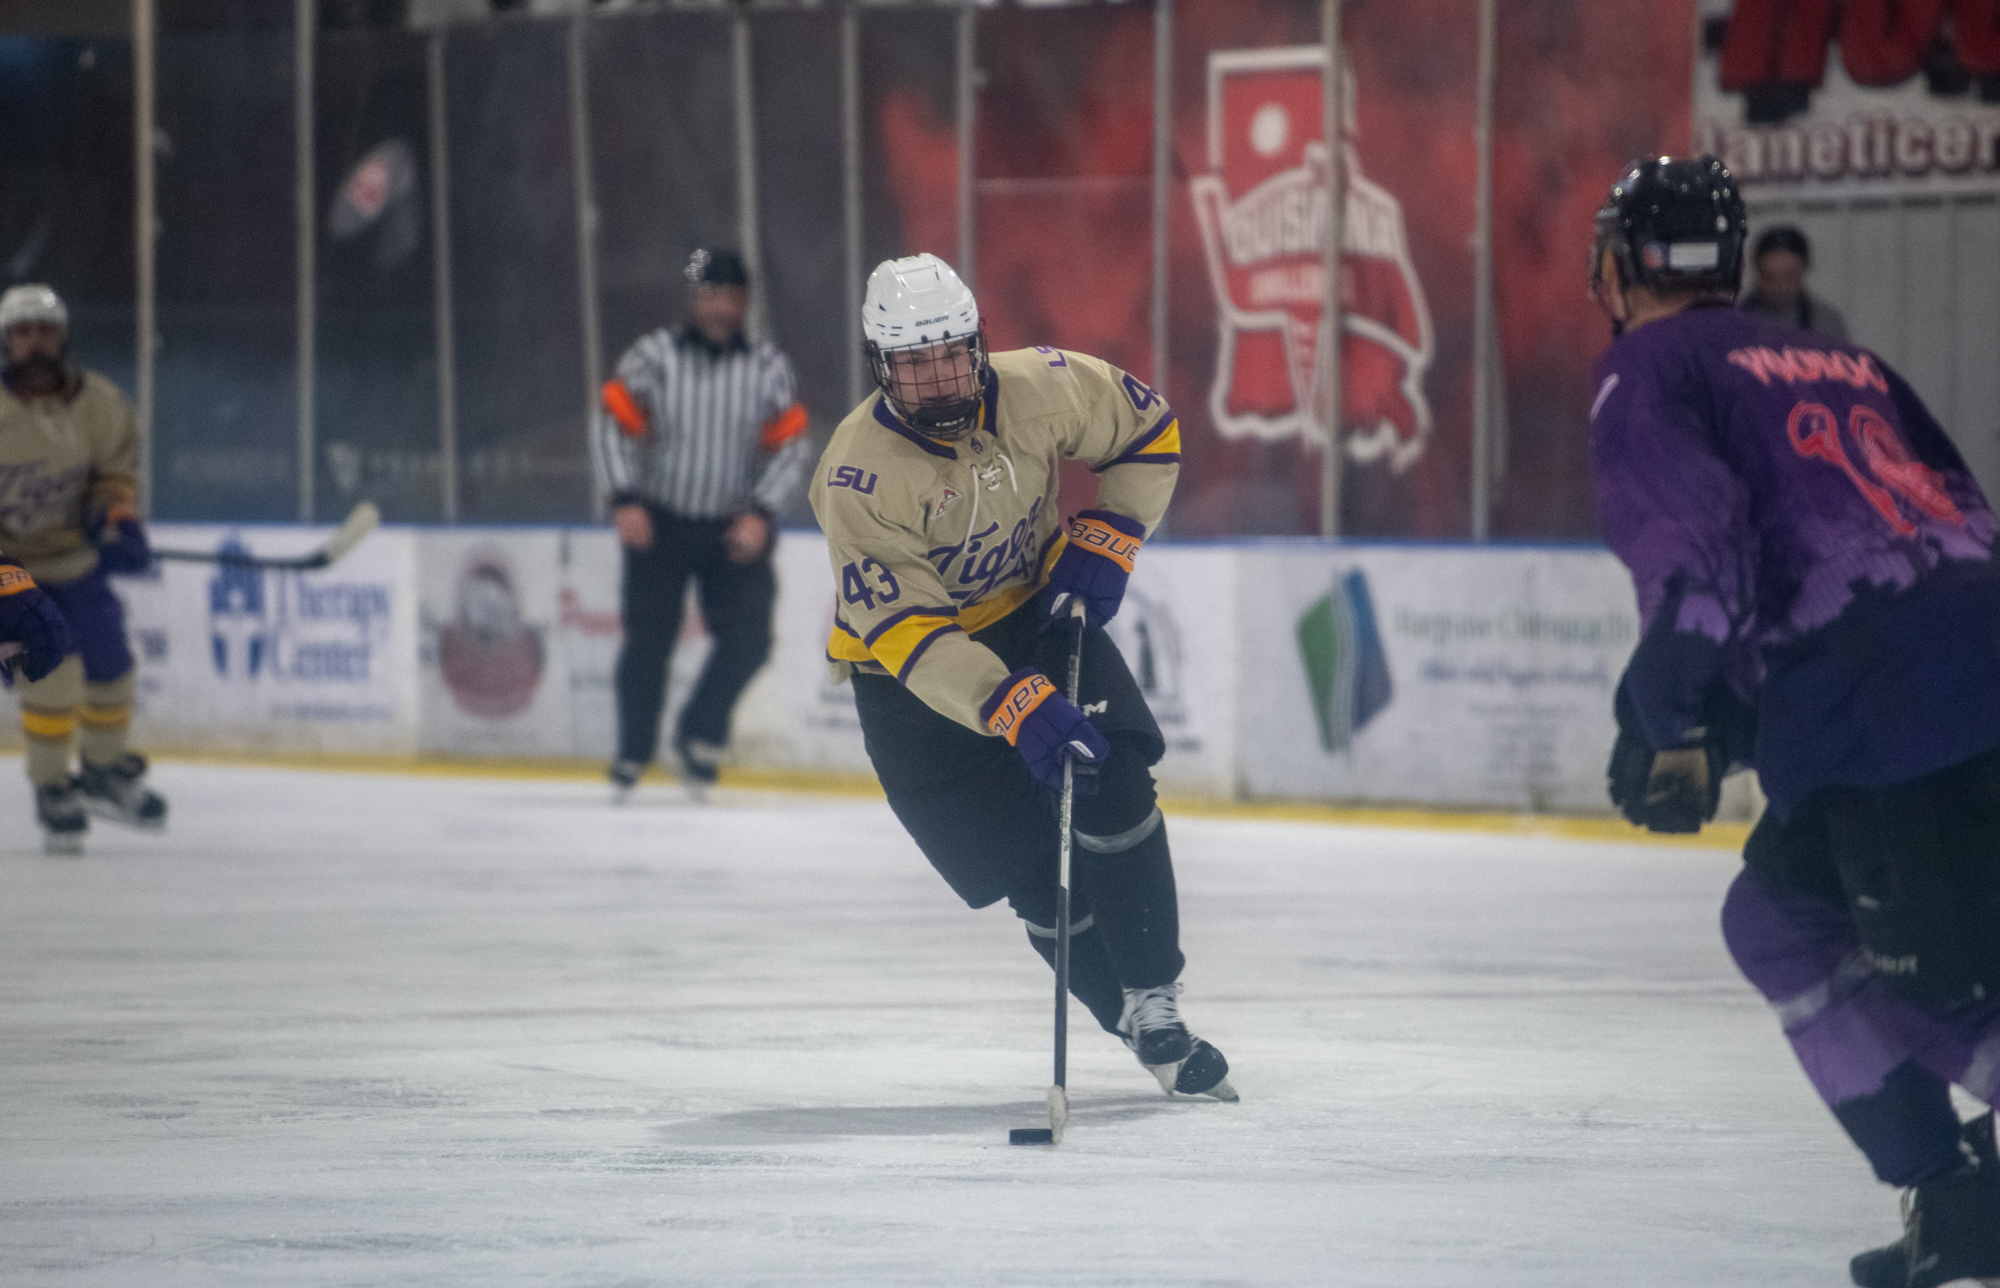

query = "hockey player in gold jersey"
[[811, 254, 1233, 1100], [1, 284, 166, 854]]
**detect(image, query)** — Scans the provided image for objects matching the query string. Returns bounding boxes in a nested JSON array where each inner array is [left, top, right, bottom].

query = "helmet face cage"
[[866, 330, 989, 440]]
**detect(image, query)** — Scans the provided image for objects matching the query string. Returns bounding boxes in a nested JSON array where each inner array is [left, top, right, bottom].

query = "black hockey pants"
[[852, 602, 1184, 1034], [614, 506, 775, 766]]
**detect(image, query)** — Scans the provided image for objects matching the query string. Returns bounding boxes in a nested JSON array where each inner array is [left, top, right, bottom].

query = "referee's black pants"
[[614, 506, 775, 767]]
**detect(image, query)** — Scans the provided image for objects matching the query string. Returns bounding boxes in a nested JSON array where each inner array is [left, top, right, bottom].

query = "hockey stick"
[[1010, 595, 1088, 1147], [149, 502, 380, 571]]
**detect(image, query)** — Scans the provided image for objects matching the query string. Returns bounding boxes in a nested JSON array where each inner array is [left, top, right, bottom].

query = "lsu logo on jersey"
[[827, 465, 878, 495], [1189, 46, 1434, 473]]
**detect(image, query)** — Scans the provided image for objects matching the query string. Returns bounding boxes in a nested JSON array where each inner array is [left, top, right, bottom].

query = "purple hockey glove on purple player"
[[93, 505, 151, 575], [1040, 509, 1143, 631], [0, 559, 76, 685], [981, 666, 1108, 794]]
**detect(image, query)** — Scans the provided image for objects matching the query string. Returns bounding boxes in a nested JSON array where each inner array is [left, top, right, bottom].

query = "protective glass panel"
[[153, 19, 299, 521], [586, 8, 735, 385], [0, 35, 135, 403], [314, 26, 443, 523], [751, 9, 844, 526], [444, 19, 587, 523]]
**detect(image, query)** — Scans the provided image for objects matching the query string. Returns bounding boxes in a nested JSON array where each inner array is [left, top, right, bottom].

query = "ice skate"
[[675, 738, 721, 803], [1118, 983, 1238, 1102], [76, 753, 167, 830], [1850, 1113, 2000, 1288], [35, 780, 87, 856], [608, 759, 644, 802]]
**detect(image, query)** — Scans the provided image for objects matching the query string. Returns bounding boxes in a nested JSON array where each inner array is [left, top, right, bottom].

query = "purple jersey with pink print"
[[1590, 303, 2000, 818]]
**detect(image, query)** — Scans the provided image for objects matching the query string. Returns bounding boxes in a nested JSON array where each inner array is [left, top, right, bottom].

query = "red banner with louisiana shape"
[[1189, 46, 1436, 474]]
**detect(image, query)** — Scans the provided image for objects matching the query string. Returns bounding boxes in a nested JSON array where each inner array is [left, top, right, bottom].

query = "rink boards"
[[1, 525, 1647, 814]]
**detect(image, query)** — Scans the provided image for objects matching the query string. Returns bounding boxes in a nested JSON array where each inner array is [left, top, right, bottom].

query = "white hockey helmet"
[[0, 284, 68, 337], [863, 254, 987, 439]]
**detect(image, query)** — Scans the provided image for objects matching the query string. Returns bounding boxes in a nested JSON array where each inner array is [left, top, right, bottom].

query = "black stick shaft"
[[150, 549, 327, 570], [1052, 602, 1086, 1091]]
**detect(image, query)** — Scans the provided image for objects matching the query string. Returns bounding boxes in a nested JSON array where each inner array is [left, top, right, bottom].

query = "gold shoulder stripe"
[[1134, 417, 1180, 457]]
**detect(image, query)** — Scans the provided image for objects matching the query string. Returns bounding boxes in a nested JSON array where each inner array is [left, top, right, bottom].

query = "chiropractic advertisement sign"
[[1235, 546, 1639, 812]]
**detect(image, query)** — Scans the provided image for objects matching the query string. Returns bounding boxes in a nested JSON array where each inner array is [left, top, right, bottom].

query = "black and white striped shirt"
[[590, 326, 811, 520]]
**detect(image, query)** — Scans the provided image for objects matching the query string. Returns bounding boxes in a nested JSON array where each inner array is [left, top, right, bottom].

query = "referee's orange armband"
[[760, 402, 809, 451], [602, 380, 649, 437]]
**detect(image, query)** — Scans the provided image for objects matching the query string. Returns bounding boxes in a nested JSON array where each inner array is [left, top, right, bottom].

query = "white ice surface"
[[0, 761, 1896, 1286]]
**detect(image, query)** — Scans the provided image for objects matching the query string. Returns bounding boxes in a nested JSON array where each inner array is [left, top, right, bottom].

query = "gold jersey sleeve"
[[0, 370, 140, 584], [809, 346, 1180, 733]]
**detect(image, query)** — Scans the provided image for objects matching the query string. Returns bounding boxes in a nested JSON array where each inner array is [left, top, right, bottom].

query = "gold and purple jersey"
[[0, 370, 139, 585], [810, 346, 1180, 732]]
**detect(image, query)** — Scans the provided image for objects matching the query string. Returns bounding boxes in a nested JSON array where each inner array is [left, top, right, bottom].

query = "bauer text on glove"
[[1041, 509, 1143, 631], [980, 666, 1108, 793], [0, 560, 77, 684]]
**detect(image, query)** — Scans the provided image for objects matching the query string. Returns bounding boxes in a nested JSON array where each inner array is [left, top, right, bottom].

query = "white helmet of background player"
[[863, 253, 987, 440], [0, 284, 68, 339], [0, 284, 73, 394]]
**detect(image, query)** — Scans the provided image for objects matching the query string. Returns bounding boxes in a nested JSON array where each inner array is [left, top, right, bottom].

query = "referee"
[[590, 248, 810, 797]]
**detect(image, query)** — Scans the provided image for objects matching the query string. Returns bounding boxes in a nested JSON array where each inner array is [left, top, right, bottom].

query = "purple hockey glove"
[[0, 560, 76, 685], [94, 510, 151, 575], [981, 666, 1108, 795], [1040, 509, 1143, 631]]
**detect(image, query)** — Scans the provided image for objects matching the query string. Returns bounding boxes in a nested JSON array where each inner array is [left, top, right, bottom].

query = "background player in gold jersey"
[[1, 284, 165, 854], [812, 254, 1233, 1101]]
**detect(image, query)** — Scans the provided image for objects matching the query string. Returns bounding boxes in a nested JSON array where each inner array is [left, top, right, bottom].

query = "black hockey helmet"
[[1590, 155, 1747, 300]]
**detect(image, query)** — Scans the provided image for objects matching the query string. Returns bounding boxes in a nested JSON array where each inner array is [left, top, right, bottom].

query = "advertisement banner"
[[415, 527, 704, 764], [1236, 546, 1638, 812], [116, 523, 417, 754], [775, 531, 884, 776], [3, 522, 1657, 818], [418, 529, 572, 757], [1695, 0, 2000, 198], [1110, 548, 1238, 798]]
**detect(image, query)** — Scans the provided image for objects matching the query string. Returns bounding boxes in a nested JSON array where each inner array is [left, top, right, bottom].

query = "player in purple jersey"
[[1587, 156, 2000, 1288]]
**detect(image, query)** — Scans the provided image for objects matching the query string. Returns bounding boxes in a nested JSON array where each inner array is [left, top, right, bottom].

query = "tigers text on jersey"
[[0, 370, 139, 585], [810, 346, 1180, 733], [589, 327, 811, 520]]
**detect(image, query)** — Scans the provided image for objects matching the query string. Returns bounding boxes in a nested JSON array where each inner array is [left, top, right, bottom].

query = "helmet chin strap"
[[899, 400, 979, 440]]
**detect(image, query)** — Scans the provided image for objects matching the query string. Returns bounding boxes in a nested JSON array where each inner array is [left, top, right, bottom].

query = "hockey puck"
[[1008, 1128, 1054, 1145]]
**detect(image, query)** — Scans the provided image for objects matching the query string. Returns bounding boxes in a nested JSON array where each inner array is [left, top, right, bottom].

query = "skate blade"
[[82, 812, 165, 832], [1147, 1041, 1237, 1101], [42, 832, 84, 857], [1149, 1064, 1240, 1102], [81, 800, 166, 830]]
